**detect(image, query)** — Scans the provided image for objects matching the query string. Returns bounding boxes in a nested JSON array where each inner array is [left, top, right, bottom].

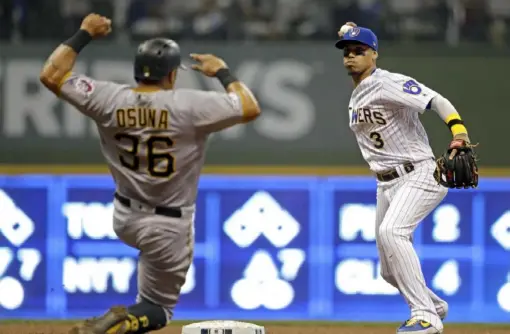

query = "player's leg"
[[379, 259, 448, 320], [375, 185, 393, 284], [377, 197, 448, 320], [377, 163, 448, 333], [375, 184, 447, 319], [68, 201, 141, 334], [69, 203, 194, 334], [115, 214, 194, 334]]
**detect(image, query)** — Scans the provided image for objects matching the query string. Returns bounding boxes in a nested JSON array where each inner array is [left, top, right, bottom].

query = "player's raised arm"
[[39, 13, 111, 95], [39, 13, 117, 124], [187, 53, 261, 133]]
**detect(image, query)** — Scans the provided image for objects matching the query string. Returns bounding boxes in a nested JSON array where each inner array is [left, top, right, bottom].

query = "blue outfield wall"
[[0, 174, 509, 323]]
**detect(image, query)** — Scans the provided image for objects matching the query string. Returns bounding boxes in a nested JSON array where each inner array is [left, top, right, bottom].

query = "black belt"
[[114, 193, 182, 218], [376, 162, 415, 182]]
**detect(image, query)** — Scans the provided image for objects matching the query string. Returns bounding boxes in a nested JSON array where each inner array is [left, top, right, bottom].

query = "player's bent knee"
[[380, 268, 394, 284], [378, 223, 411, 247]]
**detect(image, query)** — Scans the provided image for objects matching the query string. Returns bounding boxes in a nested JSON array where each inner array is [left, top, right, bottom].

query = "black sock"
[[123, 298, 168, 333]]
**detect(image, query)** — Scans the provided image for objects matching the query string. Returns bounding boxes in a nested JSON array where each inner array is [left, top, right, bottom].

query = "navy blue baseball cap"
[[335, 27, 378, 51]]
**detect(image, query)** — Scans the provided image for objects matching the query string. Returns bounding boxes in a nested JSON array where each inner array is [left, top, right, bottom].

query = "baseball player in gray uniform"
[[39, 13, 261, 334]]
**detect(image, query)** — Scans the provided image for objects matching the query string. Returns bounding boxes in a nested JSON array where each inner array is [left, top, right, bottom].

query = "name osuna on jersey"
[[39, 13, 261, 334]]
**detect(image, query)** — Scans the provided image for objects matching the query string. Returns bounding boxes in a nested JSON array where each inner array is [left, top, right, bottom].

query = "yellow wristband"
[[445, 113, 461, 124], [451, 124, 468, 137], [445, 113, 468, 137]]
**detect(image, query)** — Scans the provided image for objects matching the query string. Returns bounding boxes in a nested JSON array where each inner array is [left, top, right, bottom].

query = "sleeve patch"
[[72, 76, 95, 97], [402, 79, 422, 95]]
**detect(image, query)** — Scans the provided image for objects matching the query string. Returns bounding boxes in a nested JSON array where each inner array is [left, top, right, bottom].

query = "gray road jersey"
[[59, 73, 244, 207]]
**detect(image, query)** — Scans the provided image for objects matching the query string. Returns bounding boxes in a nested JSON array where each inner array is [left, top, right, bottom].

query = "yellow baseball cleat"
[[68, 306, 130, 334], [396, 318, 441, 334]]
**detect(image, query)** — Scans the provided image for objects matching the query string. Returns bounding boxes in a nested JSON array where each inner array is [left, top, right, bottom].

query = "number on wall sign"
[[432, 204, 461, 242], [432, 260, 461, 296]]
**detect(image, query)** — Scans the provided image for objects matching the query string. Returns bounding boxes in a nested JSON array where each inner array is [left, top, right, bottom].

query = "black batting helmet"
[[134, 38, 185, 83]]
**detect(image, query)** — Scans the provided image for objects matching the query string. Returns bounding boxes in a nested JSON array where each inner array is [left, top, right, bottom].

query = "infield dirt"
[[0, 323, 509, 334]]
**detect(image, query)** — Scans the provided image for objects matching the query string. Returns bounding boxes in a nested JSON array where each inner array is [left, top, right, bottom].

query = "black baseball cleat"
[[68, 306, 130, 334]]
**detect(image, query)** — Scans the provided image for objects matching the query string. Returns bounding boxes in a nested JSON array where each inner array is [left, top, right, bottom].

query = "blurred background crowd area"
[[0, 0, 509, 46]]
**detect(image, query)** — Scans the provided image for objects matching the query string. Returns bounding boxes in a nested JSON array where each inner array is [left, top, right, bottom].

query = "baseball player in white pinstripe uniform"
[[335, 23, 475, 334]]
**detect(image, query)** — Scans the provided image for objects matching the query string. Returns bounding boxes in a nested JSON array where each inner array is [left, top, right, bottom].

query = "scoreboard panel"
[[0, 175, 508, 323]]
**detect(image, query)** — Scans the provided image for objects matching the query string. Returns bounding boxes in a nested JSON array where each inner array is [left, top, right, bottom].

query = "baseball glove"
[[434, 139, 479, 189]]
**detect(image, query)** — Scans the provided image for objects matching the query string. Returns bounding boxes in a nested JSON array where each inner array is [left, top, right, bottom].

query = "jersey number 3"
[[115, 133, 175, 178], [369, 131, 384, 149]]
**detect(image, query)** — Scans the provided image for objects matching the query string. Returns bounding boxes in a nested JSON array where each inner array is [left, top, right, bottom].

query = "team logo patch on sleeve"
[[74, 76, 95, 96], [402, 79, 422, 95]]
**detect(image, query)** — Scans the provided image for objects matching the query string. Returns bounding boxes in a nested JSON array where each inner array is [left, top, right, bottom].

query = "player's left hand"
[[434, 137, 479, 189], [189, 53, 228, 77]]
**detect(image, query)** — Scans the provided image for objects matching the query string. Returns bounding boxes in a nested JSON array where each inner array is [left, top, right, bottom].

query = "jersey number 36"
[[114, 133, 175, 178], [369, 132, 384, 149]]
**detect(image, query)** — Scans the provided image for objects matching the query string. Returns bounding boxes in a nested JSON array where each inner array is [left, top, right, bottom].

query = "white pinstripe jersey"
[[348, 68, 438, 173]]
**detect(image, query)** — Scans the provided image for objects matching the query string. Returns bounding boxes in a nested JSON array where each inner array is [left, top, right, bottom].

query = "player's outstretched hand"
[[189, 53, 228, 77], [81, 13, 112, 38]]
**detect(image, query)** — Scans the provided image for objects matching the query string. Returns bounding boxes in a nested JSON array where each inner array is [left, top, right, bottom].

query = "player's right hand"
[[80, 13, 112, 38], [338, 21, 357, 38], [189, 53, 228, 77]]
